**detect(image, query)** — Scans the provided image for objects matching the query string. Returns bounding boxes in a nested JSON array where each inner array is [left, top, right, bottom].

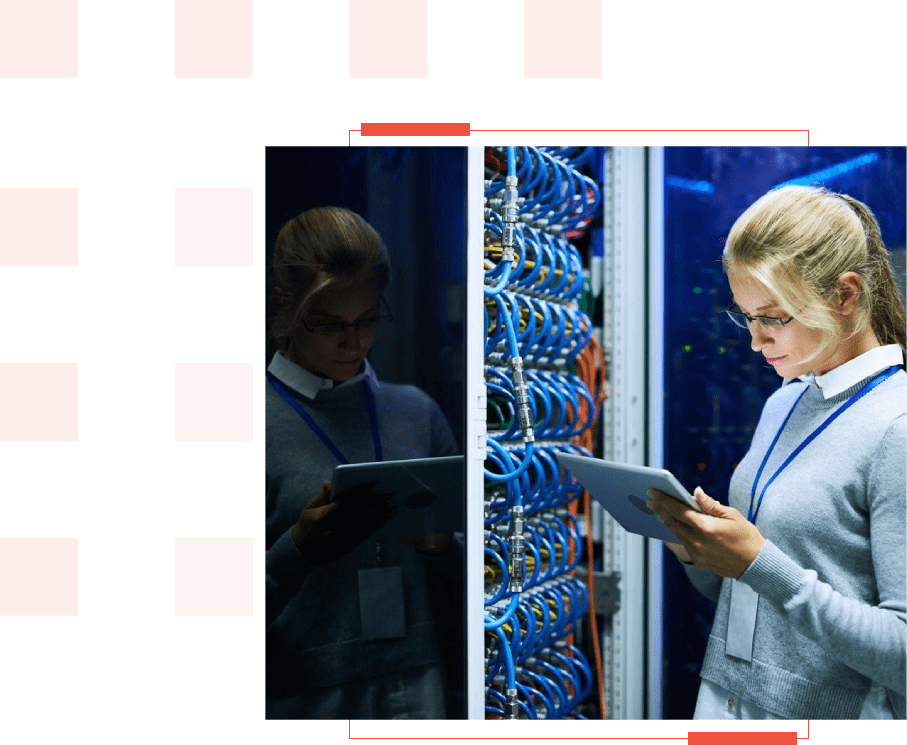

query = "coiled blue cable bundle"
[[484, 146, 597, 719]]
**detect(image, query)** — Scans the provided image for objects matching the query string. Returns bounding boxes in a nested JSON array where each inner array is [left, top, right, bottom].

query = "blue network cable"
[[484, 145, 598, 719]]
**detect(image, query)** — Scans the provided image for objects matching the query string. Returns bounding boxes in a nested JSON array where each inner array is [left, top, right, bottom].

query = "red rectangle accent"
[[360, 122, 470, 137], [175, 0, 253, 78], [525, 0, 602, 78], [0, 538, 78, 615], [0, 189, 78, 266], [0, 363, 78, 440], [0, 1, 79, 78], [690, 733, 797, 745], [350, 0, 427, 78]]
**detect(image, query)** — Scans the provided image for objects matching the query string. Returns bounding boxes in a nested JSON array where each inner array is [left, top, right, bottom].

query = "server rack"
[[467, 146, 653, 719]]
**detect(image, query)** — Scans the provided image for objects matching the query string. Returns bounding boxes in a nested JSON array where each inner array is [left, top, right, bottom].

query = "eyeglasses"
[[303, 297, 394, 338], [725, 305, 796, 330]]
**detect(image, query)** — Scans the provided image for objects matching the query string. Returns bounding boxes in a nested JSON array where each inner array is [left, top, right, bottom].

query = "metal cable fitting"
[[501, 175, 519, 263], [510, 356, 535, 443], [508, 505, 525, 593]]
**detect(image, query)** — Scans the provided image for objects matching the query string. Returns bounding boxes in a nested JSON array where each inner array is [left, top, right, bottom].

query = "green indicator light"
[[683, 344, 692, 352], [693, 287, 703, 294], [718, 346, 726, 354]]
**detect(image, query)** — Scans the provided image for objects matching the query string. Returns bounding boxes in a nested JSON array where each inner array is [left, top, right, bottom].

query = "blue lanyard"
[[748, 365, 900, 524], [266, 372, 383, 464]]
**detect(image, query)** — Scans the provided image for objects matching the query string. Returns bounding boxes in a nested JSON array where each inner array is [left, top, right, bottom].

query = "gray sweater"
[[265, 353, 457, 712], [686, 369, 906, 719]]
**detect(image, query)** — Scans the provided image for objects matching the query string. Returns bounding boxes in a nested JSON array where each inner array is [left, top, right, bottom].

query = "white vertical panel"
[[647, 146, 666, 720], [466, 146, 487, 719], [601, 146, 648, 719]]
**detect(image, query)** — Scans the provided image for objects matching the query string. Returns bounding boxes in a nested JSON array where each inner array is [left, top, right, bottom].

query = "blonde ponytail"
[[836, 194, 906, 354]]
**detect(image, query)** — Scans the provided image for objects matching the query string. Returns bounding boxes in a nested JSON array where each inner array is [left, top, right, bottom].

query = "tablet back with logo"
[[555, 453, 699, 542]]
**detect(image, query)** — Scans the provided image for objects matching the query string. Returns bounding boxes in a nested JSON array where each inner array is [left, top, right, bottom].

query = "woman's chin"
[[329, 358, 364, 381]]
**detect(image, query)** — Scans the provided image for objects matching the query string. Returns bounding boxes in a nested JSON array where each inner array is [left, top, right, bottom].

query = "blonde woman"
[[265, 207, 457, 719], [649, 186, 906, 720]]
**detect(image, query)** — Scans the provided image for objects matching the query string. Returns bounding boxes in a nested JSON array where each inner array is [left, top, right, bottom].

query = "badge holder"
[[358, 543, 406, 641], [726, 580, 759, 662]]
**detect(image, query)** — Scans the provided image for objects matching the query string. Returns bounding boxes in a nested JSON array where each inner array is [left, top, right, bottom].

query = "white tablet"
[[555, 452, 701, 543], [331, 455, 464, 540]]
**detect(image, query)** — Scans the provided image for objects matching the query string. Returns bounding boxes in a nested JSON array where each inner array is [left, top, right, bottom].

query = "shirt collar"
[[267, 351, 377, 400], [797, 344, 904, 399]]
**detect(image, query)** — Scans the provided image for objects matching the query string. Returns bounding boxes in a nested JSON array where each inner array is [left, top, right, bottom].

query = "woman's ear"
[[835, 272, 862, 315]]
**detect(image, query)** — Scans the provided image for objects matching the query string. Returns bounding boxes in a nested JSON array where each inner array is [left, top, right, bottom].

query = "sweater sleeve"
[[265, 526, 314, 628], [429, 395, 458, 457], [684, 563, 723, 604], [739, 415, 907, 700]]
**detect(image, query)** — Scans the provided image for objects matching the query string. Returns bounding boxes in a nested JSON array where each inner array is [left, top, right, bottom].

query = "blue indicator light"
[[665, 176, 715, 195], [775, 152, 879, 188]]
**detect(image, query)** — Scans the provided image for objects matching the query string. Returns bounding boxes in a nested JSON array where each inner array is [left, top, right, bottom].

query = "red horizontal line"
[[470, 129, 808, 135], [348, 721, 811, 740], [349, 732, 683, 738], [472, 128, 810, 145], [349, 128, 809, 145]]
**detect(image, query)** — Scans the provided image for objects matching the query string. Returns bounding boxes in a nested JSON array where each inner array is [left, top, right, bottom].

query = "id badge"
[[726, 579, 759, 662], [358, 566, 406, 640]]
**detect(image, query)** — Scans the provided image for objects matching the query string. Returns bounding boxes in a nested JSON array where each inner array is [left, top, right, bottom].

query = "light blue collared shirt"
[[796, 343, 904, 399], [267, 351, 378, 400]]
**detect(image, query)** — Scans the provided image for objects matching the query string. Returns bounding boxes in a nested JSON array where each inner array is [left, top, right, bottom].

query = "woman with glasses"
[[265, 206, 457, 719], [649, 186, 906, 719]]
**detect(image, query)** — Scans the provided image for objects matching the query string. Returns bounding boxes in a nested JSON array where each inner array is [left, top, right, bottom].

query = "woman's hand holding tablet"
[[647, 487, 766, 579]]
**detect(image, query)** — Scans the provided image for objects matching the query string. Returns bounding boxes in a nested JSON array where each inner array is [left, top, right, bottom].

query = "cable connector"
[[488, 196, 524, 212], [505, 688, 519, 719], [510, 356, 535, 443], [508, 505, 525, 593], [501, 175, 519, 263]]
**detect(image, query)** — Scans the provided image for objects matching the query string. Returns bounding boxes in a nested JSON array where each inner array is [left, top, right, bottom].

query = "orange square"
[[349, 0, 427, 78], [0, 363, 78, 441], [0, 189, 78, 266], [174, 0, 253, 78], [0, 1, 78, 78], [174, 188, 253, 267], [174, 363, 253, 441], [0, 538, 78, 615], [174, 538, 253, 616]]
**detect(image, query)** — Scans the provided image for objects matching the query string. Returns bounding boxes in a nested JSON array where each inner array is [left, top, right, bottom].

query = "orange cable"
[[572, 333, 608, 718]]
